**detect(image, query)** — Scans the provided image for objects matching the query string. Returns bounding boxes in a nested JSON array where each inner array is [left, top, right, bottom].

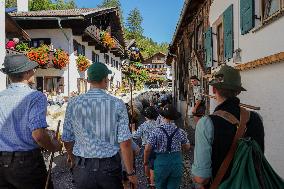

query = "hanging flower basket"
[[76, 55, 91, 72], [52, 49, 69, 69], [100, 31, 116, 49], [15, 42, 30, 52], [27, 45, 50, 68]]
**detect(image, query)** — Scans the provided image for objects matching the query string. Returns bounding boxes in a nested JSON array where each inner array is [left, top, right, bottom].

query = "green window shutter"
[[240, 0, 255, 35], [204, 27, 213, 68], [223, 5, 234, 61]]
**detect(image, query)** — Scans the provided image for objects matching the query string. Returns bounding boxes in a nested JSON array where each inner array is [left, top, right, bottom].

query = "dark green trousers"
[[154, 152, 183, 189]]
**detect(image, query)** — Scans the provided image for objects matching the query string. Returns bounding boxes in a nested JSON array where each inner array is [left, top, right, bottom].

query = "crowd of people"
[[0, 53, 269, 189]]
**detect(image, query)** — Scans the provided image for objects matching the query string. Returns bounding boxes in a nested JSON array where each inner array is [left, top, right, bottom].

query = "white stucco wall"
[[209, 0, 284, 177], [25, 29, 123, 95], [26, 29, 75, 95], [0, 1, 6, 90], [104, 52, 122, 89], [73, 36, 122, 91], [239, 62, 284, 177], [209, 0, 284, 67]]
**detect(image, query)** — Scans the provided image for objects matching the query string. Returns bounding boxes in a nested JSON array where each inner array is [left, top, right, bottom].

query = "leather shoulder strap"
[[213, 110, 240, 125], [210, 107, 250, 189]]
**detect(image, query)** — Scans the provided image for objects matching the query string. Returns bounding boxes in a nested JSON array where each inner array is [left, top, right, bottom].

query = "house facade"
[[143, 52, 171, 87], [9, 7, 125, 96], [168, 0, 284, 177]]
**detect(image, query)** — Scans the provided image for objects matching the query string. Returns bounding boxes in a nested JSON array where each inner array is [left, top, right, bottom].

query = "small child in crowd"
[[132, 106, 159, 188]]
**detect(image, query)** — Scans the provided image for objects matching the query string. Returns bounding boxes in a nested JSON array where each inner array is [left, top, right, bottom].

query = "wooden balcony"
[[6, 49, 24, 55], [110, 37, 124, 57], [85, 25, 124, 56]]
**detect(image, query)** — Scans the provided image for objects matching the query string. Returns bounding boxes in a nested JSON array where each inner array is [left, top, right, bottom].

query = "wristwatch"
[[126, 170, 136, 176]]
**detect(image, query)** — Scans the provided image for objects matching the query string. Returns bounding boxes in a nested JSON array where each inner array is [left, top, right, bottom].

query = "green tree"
[[126, 8, 143, 38], [98, 0, 123, 23], [5, 0, 17, 8], [29, 0, 76, 11], [98, 0, 121, 8], [28, 0, 53, 11]]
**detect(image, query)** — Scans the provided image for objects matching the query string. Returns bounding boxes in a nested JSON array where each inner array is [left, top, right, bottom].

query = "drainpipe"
[[57, 18, 71, 97]]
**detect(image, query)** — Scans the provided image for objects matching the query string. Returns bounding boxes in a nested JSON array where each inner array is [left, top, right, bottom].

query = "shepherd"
[[0, 54, 62, 189]]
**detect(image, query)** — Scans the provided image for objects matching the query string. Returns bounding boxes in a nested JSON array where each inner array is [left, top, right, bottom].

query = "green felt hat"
[[87, 62, 112, 82], [1, 54, 38, 74], [209, 65, 246, 91]]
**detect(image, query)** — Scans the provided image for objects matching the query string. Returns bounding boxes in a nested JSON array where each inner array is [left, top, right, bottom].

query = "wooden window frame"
[[31, 38, 51, 48], [261, 0, 283, 22], [104, 54, 109, 65], [44, 76, 64, 93], [213, 16, 224, 66], [196, 23, 204, 52]]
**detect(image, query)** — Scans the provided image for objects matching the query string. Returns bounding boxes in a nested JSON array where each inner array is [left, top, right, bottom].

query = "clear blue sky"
[[75, 0, 184, 44]]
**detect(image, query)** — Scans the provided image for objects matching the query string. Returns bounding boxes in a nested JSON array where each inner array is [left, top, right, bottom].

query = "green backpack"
[[210, 108, 284, 189], [219, 139, 284, 189]]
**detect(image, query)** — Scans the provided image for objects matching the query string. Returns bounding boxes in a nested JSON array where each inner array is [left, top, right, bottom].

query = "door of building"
[[36, 77, 44, 92]]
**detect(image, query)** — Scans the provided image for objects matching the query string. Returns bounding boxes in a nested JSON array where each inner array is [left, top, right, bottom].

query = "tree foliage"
[[98, 0, 123, 23], [29, 0, 76, 11], [5, 0, 76, 11], [126, 8, 143, 39], [125, 8, 168, 58], [5, 0, 17, 8]]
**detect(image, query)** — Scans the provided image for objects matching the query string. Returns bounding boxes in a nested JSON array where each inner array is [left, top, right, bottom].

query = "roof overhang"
[[5, 13, 30, 40], [169, 0, 205, 53]]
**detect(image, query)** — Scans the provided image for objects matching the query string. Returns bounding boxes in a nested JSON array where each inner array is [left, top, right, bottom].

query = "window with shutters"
[[111, 58, 114, 67], [196, 24, 204, 51], [223, 5, 234, 61], [73, 40, 85, 56], [92, 52, 99, 63], [31, 38, 51, 48], [104, 54, 109, 65], [240, 0, 255, 35], [213, 15, 224, 65], [217, 24, 224, 65], [204, 27, 213, 68], [262, 0, 281, 19], [44, 77, 64, 93]]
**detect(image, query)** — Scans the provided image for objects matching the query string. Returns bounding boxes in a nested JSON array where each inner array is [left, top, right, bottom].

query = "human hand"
[[128, 175, 138, 188], [67, 154, 75, 168], [143, 161, 148, 167]]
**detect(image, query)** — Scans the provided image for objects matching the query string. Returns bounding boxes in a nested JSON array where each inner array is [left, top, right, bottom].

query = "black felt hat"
[[190, 75, 200, 81], [159, 104, 181, 120]]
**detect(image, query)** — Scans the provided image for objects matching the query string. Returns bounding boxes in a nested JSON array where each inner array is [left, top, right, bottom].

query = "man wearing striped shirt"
[[62, 62, 137, 189]]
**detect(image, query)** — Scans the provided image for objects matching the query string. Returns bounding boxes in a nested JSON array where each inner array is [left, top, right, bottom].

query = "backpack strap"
[[158, 127, 179, 152], [210, 107, 250, 189], [213, 110, 240, 126]]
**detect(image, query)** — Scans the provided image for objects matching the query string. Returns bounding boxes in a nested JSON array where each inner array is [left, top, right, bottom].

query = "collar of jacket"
[[214, 97, 240, 112]]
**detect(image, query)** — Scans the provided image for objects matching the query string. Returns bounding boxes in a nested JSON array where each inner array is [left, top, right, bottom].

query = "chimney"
[[17, 0, 29, 12]]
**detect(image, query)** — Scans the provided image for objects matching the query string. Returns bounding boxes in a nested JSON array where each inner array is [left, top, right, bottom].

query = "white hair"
[[13, 38, 20, 44]]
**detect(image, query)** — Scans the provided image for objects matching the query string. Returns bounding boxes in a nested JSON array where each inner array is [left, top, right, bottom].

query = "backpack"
[[210, 107, 284, 189]]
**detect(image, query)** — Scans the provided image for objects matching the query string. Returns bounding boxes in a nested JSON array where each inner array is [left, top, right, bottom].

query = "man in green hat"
[[191, 65, 264, 188], [0, 54, 62, 189], [62, 62, 137, 189]]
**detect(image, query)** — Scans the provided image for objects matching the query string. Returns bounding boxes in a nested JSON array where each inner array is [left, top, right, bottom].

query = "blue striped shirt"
[[62, 88, 132, 158], [0, 83, 47, 152]]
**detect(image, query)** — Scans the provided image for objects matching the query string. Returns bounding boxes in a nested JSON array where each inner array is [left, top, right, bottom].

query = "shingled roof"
[[9, 7, 116, 17]]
